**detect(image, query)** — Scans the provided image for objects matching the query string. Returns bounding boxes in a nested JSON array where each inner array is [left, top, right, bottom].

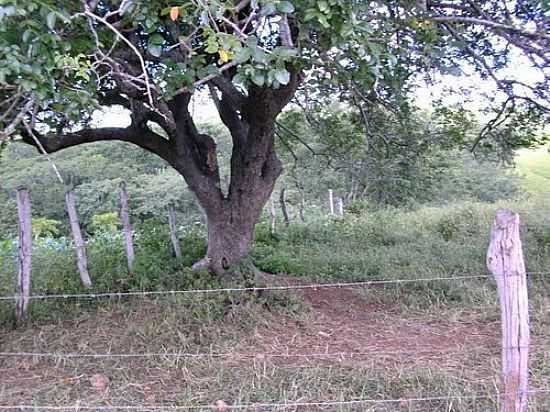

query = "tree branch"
[[20, 126, 176, 166], [429, 16, 550, 41]]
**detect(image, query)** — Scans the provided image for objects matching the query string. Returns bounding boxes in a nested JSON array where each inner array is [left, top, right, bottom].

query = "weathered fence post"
[[270, 197, 276, 234], [328, 189, 334, 215], [168, 204, 182, 260], [337, 197, 344, 216], [65, 190, 92, 288], [120, 181, 134, 274], [487, 209, 530, 412], [280, 187, 290, 227], [15, 187, 32, 323]]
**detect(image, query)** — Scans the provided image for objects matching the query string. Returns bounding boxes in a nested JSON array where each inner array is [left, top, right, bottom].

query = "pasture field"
[[516, 146, 550, 194]]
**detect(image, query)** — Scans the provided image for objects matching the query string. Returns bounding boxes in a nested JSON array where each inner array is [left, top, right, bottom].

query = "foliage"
[[89, 212, 120, 233], [0, 141, 200, 238], [275, 108, 525, 209], [1, 195, 548, 325], [251, 196, 550, 291], [31, 217, 60, 239]]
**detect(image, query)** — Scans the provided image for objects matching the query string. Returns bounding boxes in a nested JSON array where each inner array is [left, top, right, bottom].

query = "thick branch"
[[21, 126, 175, 165], [209, 76, 246, 108]]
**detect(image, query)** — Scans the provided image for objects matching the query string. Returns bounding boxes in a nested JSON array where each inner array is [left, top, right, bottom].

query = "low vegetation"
[[1, 195, 549, 410]]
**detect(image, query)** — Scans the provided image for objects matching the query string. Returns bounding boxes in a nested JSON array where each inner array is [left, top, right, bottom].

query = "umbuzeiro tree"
[[1, 0, 548, 276]]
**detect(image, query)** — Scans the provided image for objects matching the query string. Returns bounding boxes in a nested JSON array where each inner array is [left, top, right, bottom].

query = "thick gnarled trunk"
[[202, 202, 259, 275], [191, 129, 282, 276]]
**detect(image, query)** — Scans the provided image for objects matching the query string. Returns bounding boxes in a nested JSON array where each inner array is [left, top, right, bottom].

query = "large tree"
[[0, 0, 548, 275]]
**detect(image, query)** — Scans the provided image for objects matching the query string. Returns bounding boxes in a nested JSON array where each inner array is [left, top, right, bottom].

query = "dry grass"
[[1, 280, 549, 411]]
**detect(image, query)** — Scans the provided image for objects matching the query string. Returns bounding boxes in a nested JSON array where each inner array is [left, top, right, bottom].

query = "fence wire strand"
[[0, 390, 549, 410], [0, 272, 549, 302], [1, 343, 548, 361]]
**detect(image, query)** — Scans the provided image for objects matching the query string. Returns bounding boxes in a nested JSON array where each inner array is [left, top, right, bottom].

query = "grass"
[[1, 197, 550, 410], [515, 145, 550, 195]]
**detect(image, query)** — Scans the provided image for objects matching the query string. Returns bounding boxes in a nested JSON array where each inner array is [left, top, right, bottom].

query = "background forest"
[[0, 104, 541, 239]]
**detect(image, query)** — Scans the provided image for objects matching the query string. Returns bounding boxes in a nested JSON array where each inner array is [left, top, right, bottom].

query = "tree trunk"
[[188, 125, 282, 277], [193, 198, 264, 277]]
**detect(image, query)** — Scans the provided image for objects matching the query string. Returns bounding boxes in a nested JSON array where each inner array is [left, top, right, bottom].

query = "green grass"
[[1, 198, 550, 410], [515, 145, 550, 194]]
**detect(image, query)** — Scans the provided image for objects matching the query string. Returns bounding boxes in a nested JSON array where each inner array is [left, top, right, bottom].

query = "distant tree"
[[0, 0, 548, 275]]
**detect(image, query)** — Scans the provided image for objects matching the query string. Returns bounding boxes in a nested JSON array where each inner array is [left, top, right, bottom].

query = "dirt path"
[[235, 278, 500, 369]]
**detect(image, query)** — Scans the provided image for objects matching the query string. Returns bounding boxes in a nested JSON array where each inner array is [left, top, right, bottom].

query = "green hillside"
[[515, 145, 550, 195]]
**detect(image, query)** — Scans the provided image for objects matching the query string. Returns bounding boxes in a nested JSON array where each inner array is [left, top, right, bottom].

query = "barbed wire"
[[0, 343, 547, 361], [0, 272, 548, 302], [1, 390, 549, 410]]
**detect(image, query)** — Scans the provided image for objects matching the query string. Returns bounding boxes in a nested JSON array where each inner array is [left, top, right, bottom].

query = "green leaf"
[[251, 72, 265, 86], [318, 1, 329, 13], [277, 1, 295, 13], [148, 43, 162, 57], [274, 68, 290, 85], [46, 11, 56, 30], [234, 47, 252, 63], [260, 2, 276, 16], [149, 33, 164, 45]]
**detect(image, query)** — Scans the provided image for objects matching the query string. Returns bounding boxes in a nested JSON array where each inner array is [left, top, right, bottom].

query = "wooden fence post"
[[487, 209, 530, 412], [280, 187, 290, 227], [337, 197, 344, 216], [168, 204, 182, 260], [65, 190, 92, 288], [15, 187, 32, 324], [328, 189, 334, 215], [120, 181, 134, 274], [270, 197, 276, 234]]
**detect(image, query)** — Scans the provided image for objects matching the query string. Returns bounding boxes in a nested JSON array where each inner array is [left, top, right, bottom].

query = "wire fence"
[[0, 271, 549, 302], [1, 265, 548, 409], [1, 390, 550, 411]]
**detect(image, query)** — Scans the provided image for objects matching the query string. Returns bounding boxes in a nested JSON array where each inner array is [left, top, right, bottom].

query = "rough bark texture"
[[65, 190, 92, 288], [487, 209, 530, 412], [15, 187, 32, 324]]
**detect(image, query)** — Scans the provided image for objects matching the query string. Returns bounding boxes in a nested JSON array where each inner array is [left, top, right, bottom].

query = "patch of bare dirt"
[[236, 275, 501, 369]]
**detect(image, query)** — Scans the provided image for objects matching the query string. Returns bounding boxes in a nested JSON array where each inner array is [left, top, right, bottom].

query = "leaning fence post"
[[337, 197, 344, 216], [280, 187, 290, 227], [168, 204, 182, 260], [15, 187, 32, 323], [487, 209, 530, 412], [65, 190, 92, 288], [120, 181, 134, 274], [270, 196, 276, 234]]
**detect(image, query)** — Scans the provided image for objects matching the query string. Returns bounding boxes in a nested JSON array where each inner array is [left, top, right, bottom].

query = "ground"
[[1, 275, 549, 411]]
